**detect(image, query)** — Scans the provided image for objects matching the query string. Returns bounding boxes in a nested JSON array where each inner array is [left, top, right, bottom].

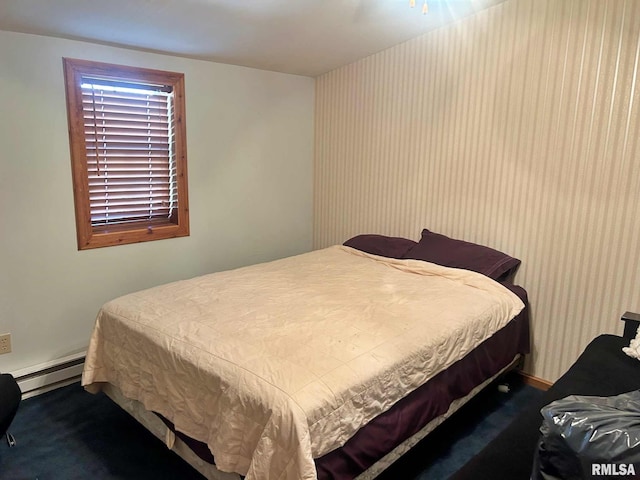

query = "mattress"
[[82, 245, 525, 480]]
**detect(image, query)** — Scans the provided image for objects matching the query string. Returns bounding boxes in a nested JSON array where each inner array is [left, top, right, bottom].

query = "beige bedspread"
[[82, 246, 524, 480]]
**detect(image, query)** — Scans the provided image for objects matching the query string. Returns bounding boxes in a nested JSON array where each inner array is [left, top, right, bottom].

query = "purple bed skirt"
[[159, 283, 530, 479]]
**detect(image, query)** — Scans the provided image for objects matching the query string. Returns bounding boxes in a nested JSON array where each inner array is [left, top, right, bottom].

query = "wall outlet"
[[0, 333, 11, 354]]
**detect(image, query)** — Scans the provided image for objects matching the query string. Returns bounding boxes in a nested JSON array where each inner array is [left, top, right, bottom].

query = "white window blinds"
[[81, 78, 177, 226]]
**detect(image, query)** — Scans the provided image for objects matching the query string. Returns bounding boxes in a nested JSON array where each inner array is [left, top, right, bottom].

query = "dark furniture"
[[452, 313, 640, 480], [0, 373, 21, 445]]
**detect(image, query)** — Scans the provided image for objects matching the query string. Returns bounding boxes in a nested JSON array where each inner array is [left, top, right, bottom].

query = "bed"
[[82, 229, 530, 480]]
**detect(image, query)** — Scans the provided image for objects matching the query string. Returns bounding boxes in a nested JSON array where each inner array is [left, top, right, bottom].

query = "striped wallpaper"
[[314, 0, 640, 382]]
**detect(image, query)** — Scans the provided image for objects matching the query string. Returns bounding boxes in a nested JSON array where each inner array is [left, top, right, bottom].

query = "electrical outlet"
[[0, 333, 11, 354]]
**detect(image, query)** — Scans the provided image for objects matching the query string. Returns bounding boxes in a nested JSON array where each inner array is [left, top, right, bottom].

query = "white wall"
[[0, 31, 314, 373]]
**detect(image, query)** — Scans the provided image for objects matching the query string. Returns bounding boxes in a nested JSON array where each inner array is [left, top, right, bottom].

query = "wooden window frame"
[[63, 58, 189, 250]]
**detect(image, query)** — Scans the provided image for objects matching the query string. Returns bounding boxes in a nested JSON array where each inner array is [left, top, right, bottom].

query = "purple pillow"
[[402, 229, 521, 281], [344, 234, 417, 259]]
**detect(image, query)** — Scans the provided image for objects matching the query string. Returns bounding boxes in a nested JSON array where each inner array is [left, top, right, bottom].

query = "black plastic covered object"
[[532, 390, 640, 480]]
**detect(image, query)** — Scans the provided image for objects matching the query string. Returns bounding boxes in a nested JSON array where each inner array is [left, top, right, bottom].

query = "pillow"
[[343, 234, 417, 259], [402, 229, 521, 281]]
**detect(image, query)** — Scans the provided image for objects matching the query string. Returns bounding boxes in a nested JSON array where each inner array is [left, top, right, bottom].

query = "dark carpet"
[[0, 373, 543, 480]]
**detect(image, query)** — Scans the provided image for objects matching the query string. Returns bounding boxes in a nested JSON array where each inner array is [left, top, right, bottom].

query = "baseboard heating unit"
[[11, 351, 86, 399]]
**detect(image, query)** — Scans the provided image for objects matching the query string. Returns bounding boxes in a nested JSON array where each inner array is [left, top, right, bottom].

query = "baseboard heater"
[[11, 351, 86, 399]]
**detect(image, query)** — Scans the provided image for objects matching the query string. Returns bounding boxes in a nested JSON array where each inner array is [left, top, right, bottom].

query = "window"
[[63, 58, 189, 250]]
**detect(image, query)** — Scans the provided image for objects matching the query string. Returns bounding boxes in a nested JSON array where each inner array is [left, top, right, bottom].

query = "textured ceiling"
[[0, 0, 507, 76]]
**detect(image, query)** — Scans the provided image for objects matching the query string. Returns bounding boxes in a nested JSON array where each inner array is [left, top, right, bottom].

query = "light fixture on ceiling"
[[409, 0, 429, 14]]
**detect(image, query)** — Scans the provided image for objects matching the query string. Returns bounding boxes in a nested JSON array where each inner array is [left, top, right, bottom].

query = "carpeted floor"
[[0, 373, 543, 480]]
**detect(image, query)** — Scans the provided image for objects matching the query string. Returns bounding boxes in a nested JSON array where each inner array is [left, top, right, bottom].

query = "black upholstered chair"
[[0, 373, 21, 445]]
